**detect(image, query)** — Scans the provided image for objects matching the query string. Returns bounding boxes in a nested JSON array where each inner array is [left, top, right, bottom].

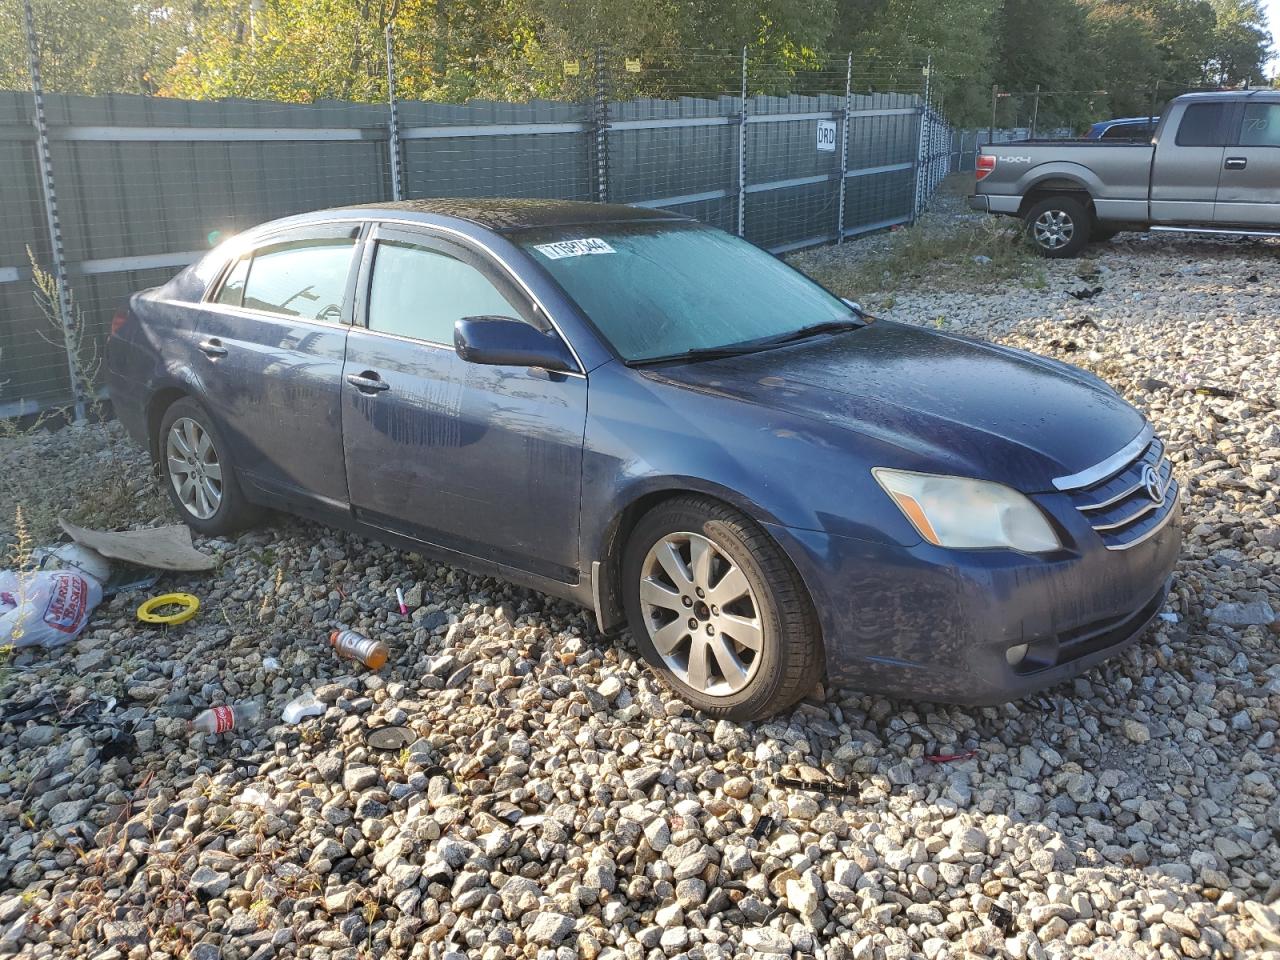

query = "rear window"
[[239, 238, 356, 322], [1101, 122, 1152, 141], [1175, 103, 1228, 147]]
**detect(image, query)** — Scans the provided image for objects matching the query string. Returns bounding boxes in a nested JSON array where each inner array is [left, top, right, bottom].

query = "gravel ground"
[[0, 198, 1277, 960]]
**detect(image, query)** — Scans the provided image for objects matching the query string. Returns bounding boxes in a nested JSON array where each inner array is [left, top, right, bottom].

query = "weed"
[[794, 215, 1040, 296]]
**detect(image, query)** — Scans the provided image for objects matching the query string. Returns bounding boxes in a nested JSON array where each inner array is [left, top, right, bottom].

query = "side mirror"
[[454, 316, 576, 373]]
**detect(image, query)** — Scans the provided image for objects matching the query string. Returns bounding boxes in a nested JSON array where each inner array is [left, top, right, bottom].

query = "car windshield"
[[515, 222, 857, 363]]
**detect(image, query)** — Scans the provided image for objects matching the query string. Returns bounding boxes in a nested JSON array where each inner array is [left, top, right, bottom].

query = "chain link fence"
[[2, 27, 952, 418]]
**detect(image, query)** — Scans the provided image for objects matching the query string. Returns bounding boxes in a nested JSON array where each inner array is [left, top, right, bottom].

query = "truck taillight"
[[975, 155, 996, 181], [110, 307, 128, 337]]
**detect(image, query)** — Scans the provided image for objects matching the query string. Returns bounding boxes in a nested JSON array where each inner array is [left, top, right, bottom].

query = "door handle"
[[346, 372, 390, 393], [198, 338, 227, 357], [1225, 157, 1247, 170]]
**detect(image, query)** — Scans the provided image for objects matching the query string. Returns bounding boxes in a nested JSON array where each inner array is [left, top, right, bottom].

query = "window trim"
[[202, 223, 364, 327], [204, 215, 586, 376], [349, 221, 586, 377], [360, 228, 537, 348]]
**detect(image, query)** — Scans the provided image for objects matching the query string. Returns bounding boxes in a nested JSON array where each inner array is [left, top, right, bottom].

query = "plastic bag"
[[0, 570, 103, 648]]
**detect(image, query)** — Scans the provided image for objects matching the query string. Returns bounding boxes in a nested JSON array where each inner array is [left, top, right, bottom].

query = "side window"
[[367, 242, 521, 343], [240, 238, 356, 322], [1175, 103, 1227, 147], [1240, 103, 1280, 146], [214, 257, 249, 306]]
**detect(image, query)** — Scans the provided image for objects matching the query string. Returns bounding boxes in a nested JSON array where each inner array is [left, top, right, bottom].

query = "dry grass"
[[790, 178, 1046, 305]]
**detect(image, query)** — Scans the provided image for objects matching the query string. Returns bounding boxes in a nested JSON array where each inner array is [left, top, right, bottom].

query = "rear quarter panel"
[[977, 143, 1154, 221]]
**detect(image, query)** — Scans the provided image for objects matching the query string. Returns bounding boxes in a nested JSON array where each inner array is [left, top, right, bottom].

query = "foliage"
[[0, 0, 1273, 125]]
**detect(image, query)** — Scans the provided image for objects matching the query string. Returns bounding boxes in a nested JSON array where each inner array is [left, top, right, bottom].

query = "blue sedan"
[[107, 200, 1181, 719]]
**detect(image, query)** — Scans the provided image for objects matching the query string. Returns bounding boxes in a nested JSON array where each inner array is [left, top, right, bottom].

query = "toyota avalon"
[[107, 199, 1181, 719]]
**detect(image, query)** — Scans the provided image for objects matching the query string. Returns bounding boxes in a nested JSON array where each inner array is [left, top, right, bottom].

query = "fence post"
[[22, 0, 82, 420], [592, 47, 609, 203], [912, 55, 932, 223], [989, 84, 998, 145], [1030, 83, 1040, 139], [385, 24, 404, 202], [836, 52, 852, 245], [736, 45, 747, 237]]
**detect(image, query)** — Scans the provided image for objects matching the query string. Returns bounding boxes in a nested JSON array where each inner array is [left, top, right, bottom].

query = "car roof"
[[1177, 89, 1278, 102], [337, 198, 690, 233]]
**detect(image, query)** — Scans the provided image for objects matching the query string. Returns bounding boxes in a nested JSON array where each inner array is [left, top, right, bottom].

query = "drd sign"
[[816, 119, 838, 152]]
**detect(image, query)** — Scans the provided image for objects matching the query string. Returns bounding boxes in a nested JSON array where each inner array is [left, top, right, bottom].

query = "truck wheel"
[[622, 495, 823, 721], [1024, 196, 1091, 258]]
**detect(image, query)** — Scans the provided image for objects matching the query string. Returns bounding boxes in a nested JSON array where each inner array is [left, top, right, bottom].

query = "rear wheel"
[[622, 495, 823, 720], [158, 397, 259, 536], [1024, 195, 1091, 258]]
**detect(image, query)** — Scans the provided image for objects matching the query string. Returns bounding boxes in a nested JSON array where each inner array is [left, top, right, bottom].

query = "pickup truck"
[[970, 90, 1280, 257]]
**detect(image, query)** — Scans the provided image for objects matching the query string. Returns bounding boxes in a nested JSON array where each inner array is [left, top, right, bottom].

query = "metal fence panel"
[[1, 60, 951, 418]]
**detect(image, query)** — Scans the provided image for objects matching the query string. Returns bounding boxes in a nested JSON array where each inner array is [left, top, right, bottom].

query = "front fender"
[[578, 362, 927, 632]]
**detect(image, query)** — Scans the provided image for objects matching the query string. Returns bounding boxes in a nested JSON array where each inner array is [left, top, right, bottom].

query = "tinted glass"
[[368, 242, 519, 343], [1101, 122, 1152, 141], [519, 223, 855, 362], [1175, 103, 1227, 146], [1240, 102, 1280, 146], [241, 239, 355, 321], [215, 257, 249, 306]]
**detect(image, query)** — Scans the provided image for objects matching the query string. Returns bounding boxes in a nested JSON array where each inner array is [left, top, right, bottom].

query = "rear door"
[[195, 223, 359, 507], [1150, 101, 1230, 223], [340, 224, 587, 583], [1216, 98, 1280, 227]]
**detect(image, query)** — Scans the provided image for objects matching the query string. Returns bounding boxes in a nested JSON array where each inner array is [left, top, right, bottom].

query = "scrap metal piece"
[[59, 519, 216, 572]]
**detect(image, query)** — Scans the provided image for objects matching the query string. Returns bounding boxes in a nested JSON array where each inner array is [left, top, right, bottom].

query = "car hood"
[[644, 319, 1146, 492]]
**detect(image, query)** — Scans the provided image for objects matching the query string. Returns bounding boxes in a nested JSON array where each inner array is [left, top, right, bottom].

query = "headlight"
[[873, 468, 1061, 553]]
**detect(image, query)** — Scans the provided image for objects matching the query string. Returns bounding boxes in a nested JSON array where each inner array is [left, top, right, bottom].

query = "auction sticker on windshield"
[[533, 238, 616, 259]]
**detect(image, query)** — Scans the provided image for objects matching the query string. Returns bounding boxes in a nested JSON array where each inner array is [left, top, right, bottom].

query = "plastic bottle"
[[329, 629, 388, 670], [189, 702, 261, 735]]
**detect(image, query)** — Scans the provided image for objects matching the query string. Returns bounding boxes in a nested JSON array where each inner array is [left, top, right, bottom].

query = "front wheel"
[[622, 496, 823, 720], [1024, 195, 1091, 258]]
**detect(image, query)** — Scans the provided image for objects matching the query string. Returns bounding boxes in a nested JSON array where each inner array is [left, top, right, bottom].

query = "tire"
[[157, 397, 259, 536], [1024, 195, 1091, 258], [621, 495, 823, 720]]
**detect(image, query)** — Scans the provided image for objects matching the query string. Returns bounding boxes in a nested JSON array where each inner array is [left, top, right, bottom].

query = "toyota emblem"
[[1142, 464, 1163, 503]]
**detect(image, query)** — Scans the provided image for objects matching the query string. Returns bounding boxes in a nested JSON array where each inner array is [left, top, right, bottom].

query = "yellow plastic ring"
[[137, 592, 200, 625]]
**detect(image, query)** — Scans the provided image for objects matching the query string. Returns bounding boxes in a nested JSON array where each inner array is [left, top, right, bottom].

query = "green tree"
[[0, 0, 193, 94], [1205, 0, 1272, 84]]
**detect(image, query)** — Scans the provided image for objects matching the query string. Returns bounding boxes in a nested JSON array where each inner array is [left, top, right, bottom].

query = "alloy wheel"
[[638, 531, 763, 697], [165, 416, 223, 520], [1033, 209, 1074, 250]]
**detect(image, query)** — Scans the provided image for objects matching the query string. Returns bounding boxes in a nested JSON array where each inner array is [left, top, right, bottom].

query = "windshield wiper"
[[627, 318, 866, 367], [624, 321, 865, 371], [753, 318, 865, 347], [627, 342, 773, 367]]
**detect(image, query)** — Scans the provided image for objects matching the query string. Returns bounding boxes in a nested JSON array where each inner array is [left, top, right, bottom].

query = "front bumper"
[[768, 497, 1182, 705]]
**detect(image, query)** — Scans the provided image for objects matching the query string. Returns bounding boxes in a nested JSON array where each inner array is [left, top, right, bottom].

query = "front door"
[[340, 225, 587, 583], [193, 224, 360, 507], [1150, 101, 1229, 223], [1216, 99, 1280, 227]]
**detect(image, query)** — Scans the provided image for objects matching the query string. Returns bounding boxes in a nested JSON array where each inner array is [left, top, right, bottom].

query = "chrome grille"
[[1059, 430, 1178, 550]]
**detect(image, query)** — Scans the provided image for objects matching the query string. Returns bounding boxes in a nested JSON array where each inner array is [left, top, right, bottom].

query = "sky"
[[1268, 0, 1280, 75]]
